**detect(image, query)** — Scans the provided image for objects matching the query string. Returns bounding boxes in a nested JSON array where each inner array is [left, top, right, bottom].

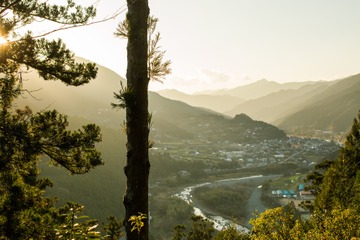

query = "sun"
[[0, 36, 8, 61], [0, 36, 8, 45]]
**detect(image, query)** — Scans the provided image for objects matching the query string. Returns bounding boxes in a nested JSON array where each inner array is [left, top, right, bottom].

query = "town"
[[152, 135, 341, 172]]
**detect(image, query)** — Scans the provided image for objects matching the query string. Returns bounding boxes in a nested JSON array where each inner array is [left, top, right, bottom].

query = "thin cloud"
[[150, 69, 253, 94]]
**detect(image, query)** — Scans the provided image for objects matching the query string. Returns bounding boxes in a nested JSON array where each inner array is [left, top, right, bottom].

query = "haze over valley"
[[14, 59, 358, 237], [158, 73, 360, 136], [20, 57, 360, 137]]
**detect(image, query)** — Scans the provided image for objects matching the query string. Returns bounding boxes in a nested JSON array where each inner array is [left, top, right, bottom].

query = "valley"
[[19, 60, 355, 239], [2, 2, 359, 238]]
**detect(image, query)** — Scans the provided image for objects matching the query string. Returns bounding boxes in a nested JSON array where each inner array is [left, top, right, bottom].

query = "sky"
[[40, 0, 360, 93]]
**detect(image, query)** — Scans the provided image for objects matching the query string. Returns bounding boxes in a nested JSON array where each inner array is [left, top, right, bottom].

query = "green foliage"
[[41, 121, 126, 223], [299, 159, 335, 211], [1, 4, 97, 86], [114, 15, 171, 82], [171, 216, 250, 240], [103, 216, 124, 240], [128, 212, 147, 234], [10, 36, 97, 85], [55, 202, 101, 239], [146, 16, 172, 82], [172, 225, 186, 240], [193, 185, 253, 222], [213, 226, 250, 240], [0, 172, 58, 238], [1, 0, 95, 27], [304, 160, 334, 194], [0, 1, 103, 238], [307, 208, 360, 240], [0, 82, 102, 237], [187, 216, 215, 240], [112, 81, 134, 110], [249, 202, 301, 240], [314, 110, 360, 212], [150, 195, 194, 239], [170, 208, 359, 240], [249, 206, 360, 240]]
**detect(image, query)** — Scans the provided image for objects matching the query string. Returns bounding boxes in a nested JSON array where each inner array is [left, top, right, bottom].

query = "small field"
[[268, 173, 307, 191], [266, 173, 313, 219]]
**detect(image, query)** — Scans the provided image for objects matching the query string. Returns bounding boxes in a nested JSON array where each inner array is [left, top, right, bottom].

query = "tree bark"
[[123, 0, 150, 240]]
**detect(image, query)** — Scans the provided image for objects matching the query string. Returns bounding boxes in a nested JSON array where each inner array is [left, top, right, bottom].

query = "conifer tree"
[[114, 15, 172, 82], [314, 110, 360, 212], [0, 1, 102, 238], [113, 2, 171, 240], [119, 1, 150, 239]]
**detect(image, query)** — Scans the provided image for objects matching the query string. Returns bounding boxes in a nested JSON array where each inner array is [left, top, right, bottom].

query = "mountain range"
[[158, 74, 360, 134], [19, 56, 360, 135], [18, 57, 287, 142]]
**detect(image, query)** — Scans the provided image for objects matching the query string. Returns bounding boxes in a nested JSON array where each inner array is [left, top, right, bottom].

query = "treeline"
[[193, 185, 253, 223]]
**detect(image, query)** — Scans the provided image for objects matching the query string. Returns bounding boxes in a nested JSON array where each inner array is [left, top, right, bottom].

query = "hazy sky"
[[43, 0, 360, 93]]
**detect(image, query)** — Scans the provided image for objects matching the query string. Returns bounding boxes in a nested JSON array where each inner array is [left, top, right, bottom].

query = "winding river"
[[174, 174, 283, 232]]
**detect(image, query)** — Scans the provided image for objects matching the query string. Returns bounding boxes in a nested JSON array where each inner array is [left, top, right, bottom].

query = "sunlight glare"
[[0, 36, 7, 45]]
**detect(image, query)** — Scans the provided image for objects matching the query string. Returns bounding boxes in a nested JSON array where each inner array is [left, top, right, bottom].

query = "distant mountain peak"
[[257, 78, 271, 83], [233, 113, 253, 123]]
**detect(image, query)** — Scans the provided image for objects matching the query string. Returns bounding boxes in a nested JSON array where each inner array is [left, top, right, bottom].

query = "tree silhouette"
[[114, 0, 150, 239], [114, 15, 172, 82], [113, 3, 171, 240], [314, 110, 360, 212], [0, 1, 102, 238]]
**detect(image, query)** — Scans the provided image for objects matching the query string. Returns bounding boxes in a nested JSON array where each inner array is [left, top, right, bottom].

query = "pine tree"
[[120, 1, 150, 239], [113, 3, 171, 240], [314, 110, 360, 212], [114, 15, 172, 82], [0, 1, 102, 238]]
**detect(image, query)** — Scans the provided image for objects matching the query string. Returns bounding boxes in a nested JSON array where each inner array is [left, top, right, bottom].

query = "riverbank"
[[174, 174, 283, 232]]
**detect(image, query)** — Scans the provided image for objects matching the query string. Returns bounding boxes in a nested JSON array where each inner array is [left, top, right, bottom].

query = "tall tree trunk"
[[123, 0, 150, 240]]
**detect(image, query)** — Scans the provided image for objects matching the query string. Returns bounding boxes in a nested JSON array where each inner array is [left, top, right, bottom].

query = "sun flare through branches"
[[0, 36, 7, 45]]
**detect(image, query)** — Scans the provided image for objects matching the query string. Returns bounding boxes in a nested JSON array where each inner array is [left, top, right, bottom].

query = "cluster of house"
[[272, 189, 297, 198], [271, 184, 314, 200]]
